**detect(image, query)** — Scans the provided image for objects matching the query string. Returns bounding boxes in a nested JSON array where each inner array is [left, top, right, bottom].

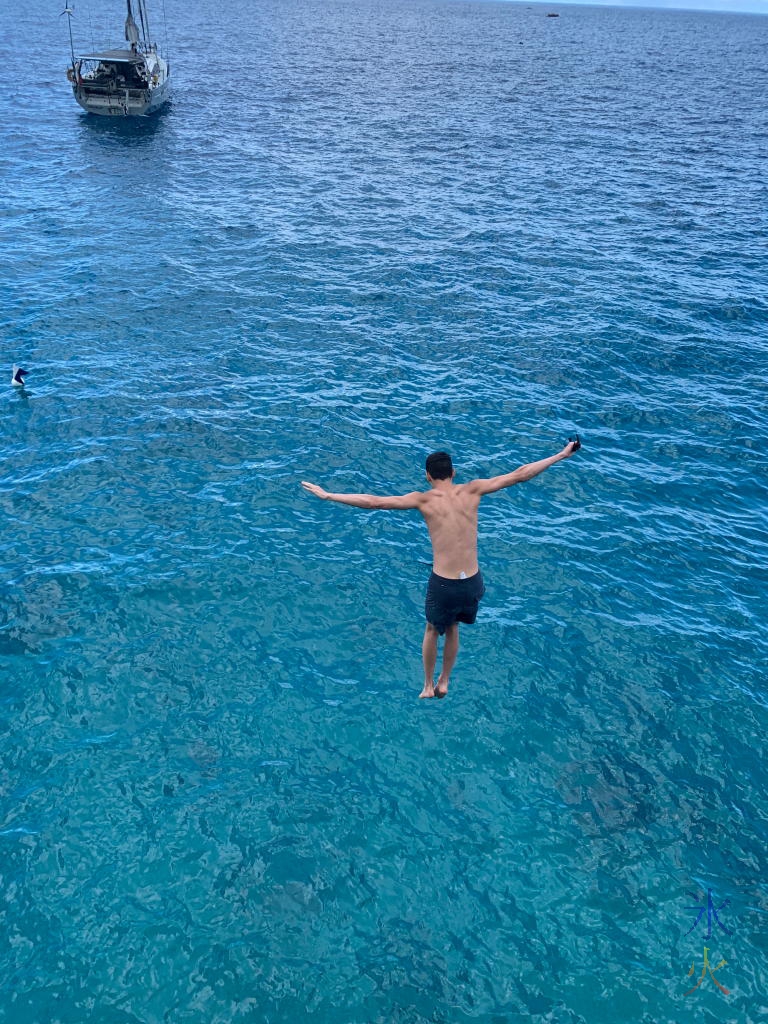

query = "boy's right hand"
[[301, 481, 329, 499]]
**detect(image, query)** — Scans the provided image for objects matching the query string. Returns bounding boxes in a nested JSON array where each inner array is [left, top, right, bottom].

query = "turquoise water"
[[2, 0, 768, 1021]]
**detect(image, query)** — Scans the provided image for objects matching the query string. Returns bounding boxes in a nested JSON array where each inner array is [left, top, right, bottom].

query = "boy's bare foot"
[[419, 681, 436, 699], [436, 675, 450, 698]]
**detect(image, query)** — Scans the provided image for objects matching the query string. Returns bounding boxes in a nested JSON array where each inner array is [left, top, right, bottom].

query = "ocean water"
[[2, 0, 768, 1021]]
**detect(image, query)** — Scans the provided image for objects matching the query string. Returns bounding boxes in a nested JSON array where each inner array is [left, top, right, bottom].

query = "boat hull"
[[72, 78, 170, 117]]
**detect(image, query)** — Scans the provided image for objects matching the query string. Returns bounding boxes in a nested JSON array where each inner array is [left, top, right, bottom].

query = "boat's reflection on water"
[[76, 102, 172, 151]]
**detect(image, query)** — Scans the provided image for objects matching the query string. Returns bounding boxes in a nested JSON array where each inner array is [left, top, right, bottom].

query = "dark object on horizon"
[[547, 12, 560, 16], [11, 365, 28, 387], [568, 434, 581, 451]]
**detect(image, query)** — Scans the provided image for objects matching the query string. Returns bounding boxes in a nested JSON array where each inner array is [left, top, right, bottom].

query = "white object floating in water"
[[11, 365, 28, 386]]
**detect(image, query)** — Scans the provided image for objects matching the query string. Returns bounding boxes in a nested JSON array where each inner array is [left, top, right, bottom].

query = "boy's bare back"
[[417, 483, 481, 579]]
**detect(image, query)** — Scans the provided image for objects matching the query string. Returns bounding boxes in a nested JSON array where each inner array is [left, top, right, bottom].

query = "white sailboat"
[[64, 0, 170, 116]]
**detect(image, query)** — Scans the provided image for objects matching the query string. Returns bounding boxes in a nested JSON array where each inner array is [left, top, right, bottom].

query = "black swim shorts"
[[425, 570, 485, 635]]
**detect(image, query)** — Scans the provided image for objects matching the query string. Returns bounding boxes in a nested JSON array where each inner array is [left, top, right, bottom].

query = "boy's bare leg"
[[420, 623, 439, 698], [436, 623, 459, 697]]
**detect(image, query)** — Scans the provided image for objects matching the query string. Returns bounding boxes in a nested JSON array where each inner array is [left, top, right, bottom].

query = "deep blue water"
[[2, 1, 768, 1021]]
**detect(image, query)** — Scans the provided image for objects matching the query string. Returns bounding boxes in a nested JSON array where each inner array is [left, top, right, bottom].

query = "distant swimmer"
[[301, 437, 581, 699], [11, 366, 28, 387]]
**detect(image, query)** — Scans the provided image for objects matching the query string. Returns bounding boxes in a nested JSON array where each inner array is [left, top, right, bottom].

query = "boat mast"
[[137, 0, 152, 49], [61, 4, 76, 66]]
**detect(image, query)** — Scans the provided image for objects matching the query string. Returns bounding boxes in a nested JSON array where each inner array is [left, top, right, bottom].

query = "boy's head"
[[425, 451, 454, 482]]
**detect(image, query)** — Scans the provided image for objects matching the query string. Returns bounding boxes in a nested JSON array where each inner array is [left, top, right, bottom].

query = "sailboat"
[[64, 0, 170, 116]]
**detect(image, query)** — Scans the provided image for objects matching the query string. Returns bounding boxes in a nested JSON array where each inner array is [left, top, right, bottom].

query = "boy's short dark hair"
[[426, 451, 454, 480]]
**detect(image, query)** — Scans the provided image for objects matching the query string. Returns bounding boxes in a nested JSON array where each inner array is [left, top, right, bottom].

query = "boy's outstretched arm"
[[469, 440, 580, 496], [301, 481, 423, 510]]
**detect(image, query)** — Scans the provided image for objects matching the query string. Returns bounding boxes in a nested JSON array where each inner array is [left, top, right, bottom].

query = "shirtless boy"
[[301, 439, 580, 698]]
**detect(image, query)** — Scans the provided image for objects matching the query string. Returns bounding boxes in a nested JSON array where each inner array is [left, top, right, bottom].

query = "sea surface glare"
[[2, 0, 767, 1021]]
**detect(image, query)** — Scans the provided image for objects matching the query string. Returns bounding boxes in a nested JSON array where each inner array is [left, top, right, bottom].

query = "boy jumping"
[[301, 439, 580, 698]]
